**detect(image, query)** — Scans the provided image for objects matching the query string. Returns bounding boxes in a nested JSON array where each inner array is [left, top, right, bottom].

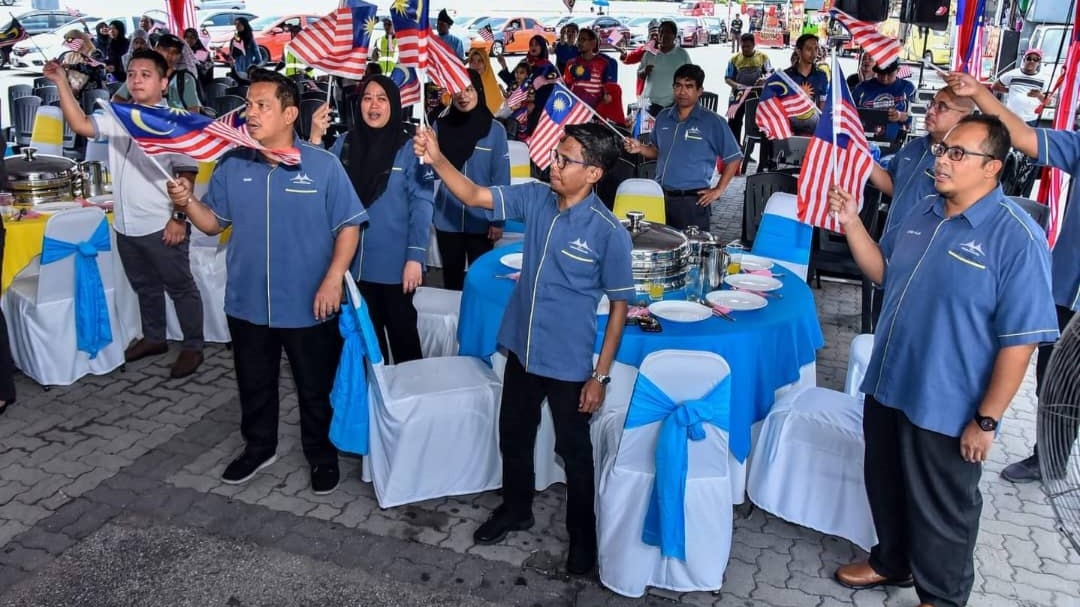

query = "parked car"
[[195, 0, 247, 9], [902, 26, 951, 65], [4, 9, 87, 36], [198, 9, 258, 48], [674, 16, 709, 48], [10, 12, 167, 70], [469, 16, 556, 56], [567, 15, 630, 49], [703, 17, 725, 44], [225, 14, 323, 64], [624, 15, 660, 45], [678, 1, 716, 17]]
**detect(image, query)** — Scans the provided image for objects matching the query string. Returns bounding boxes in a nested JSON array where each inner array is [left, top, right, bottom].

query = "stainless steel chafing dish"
[[621, 211, 690, 299], [3, 148, 81, 205]]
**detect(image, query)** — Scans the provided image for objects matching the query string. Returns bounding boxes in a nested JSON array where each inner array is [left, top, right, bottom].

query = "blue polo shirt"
[[763, 65, 829, 135], [863, 188, 1059, 437], [882, 136, 936, 235], [1035, 128, 1080, 311], [488, 183, 636, 382], [654, 104, 743, 190], [433, 122, 510, 234], [852, 77, 915, 142], [204, 141, 367, 328]]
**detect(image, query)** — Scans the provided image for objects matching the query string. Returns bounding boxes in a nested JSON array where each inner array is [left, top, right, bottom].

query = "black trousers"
[[663, 192, 710, 231], [435, 230, 493, 291], [357, 280, 422, 364], [1032, 305, 1078, 471], [863, 396, 982, 607], [727, 100, 747, 147], [0, 229, 15, 403], [227, 316, 341, 466], [115, 229, 204, 350], [500, 352, 596, 546]]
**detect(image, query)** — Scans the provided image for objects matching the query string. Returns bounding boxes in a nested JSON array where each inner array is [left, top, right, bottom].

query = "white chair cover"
[[750, 193, 812, 281], [746, 386, 876, 551], [413, 286, 461, 358], [29, 105, 64, 157], [845, 334, 874, 401], [595, 350, 738, 598], [507, 140, 530, 179], [165, 234, 230, 343], [1, 208, 127, 385]]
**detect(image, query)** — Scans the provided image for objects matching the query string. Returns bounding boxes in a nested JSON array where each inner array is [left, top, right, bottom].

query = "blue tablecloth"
[[457, 242, 826, 449]]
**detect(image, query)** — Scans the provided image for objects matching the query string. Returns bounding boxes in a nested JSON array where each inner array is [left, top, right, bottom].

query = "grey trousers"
[[115, 229, 204, 350]]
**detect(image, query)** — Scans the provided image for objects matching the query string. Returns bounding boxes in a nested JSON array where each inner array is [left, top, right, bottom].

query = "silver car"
[[195, 0, 247, 10]]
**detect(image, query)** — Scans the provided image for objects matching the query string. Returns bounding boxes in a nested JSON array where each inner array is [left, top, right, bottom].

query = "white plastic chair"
[[844, 334, 875, 401], [351, 273, 504, 508], [594, 350, 738, 597], [1, 208, 127, 385], [750, 192, 812, 281], [746, 386, 876, 551], [165, 231, 230, 344], [612, 178, 666, 224], [507, 140, 531, 179], [413, 285, 461, 358]]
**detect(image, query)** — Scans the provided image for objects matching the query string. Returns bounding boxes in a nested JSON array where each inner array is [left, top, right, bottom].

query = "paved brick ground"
[[0, 176, 1076, 605]]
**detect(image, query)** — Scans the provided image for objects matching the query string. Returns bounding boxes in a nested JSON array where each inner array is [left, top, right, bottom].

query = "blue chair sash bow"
[[40, 218, 113, 358], [329, 282, 384, 456], [623, 372, 733, 560], [752, 214, 812, 265]]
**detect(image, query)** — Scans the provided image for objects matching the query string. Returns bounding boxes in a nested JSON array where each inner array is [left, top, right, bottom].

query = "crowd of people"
[[0, 15, 1074, 602]]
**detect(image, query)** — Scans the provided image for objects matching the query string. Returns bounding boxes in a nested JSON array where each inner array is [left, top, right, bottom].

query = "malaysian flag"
[[391, 0, 430, 70], [726, 87, 752, 120], [0, 17, 28, 48], [165, 0, 197, 36], [505, 84, 527, 109], [62, 38, 105, 66], [427, 31, 471, 94], [1036, 8, 1079, 248], [830, 9, 901, 71], [529, 83, 593, 170], [108, 103, 300, 165], [755, 77, 816, 139], [290, 1, 378, 79], [641, 38, 658, 55], [796, 61, 873, 234], [604, 30, 622, 47], [390, 66, 422, 106], [479, 24, 495, 43]]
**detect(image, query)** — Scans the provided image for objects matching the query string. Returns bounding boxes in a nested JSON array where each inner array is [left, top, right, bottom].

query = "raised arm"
[[946, 71, 1037, 157], [41, 60, 95, 137], [412, 127, 494, 209]]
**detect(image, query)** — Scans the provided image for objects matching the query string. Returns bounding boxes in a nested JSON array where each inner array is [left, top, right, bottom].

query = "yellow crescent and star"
[[391, 0, 424, 20], [130, 106, 177, 136]]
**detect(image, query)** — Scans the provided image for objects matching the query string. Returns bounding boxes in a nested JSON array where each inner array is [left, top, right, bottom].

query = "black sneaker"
[[473, 505, 534, 545], [1001, 454, 1041, 483], [311, 464, 340, 495], [221, 451, 277, 485]]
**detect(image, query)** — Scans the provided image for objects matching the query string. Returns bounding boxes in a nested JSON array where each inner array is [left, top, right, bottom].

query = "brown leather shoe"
[[125, 339, 168, 363], [170, 350, 204, 379], [834, 561, 914, 590]]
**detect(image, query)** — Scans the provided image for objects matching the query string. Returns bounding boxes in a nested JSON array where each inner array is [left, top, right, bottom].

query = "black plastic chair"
[[80, 88, 109, 115], [12, 95, 41, 148], [699, 91, 719, 113], [225, 85, 248, 98], [637, 160, 657, 180], [34, 86, 59, 106], [740, 99, 763, 175], [7, 84, 32, 132], [206, 81, 230, 104], [809, 184, 889, 290], [106, 81, 123, 96], [597, 155, 638, 212], [32, 76, 52, 90], [859, 194, 891, 333], [297, 98, 324, 141], [742, 171, 797, 245], [213, 76, 237, 88], [1008, 195, 1050, 230], [213, 94, 246, 117]]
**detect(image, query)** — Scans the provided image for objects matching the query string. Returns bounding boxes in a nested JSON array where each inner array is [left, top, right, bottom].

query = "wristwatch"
[[590, 371, 611, 386], [172, 211, 188, 222], [974, 412, 999, 432]]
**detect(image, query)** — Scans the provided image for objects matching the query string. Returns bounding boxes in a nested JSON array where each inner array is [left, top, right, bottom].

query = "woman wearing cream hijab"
[[467, 48, 506, 116]]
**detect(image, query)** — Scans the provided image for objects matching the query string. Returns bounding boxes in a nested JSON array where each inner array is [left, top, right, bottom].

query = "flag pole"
[[829, 49, 839, 189]]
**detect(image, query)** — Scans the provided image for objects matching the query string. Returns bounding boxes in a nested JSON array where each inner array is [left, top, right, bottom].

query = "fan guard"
[[1038, 312, 1080, 554]]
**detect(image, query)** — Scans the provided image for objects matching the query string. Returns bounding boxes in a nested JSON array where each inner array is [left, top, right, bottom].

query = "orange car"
[[213, 13, 323, 63], [469, 16, 556, 56]]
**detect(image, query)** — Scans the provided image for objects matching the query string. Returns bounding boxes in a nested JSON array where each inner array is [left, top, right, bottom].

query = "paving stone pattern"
[[0, 178, 1076, 605]]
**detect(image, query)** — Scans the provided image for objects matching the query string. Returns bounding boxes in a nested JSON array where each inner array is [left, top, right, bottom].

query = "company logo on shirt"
[[685, 126, 703, 141], [959, 240, 985, 257], [290, 173, 314, 185], [569, 238, 593, 255]]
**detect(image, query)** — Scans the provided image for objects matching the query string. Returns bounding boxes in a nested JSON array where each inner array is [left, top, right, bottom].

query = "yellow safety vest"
[[375, 36, 397, 75], [283, 44, 306, 77]]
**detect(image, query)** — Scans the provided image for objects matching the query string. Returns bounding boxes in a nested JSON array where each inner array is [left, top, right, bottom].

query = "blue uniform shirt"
[[1035, 128, 1080, 310], [489, 183, 636, 381], [203, 142, 367, 328], [852, 77, 915, 142], [440, 32, 465, 58], [882, 136, 936, 235], [433, 122, 510, 234], [328, 136, 435, 285], [654, 104, 743, 190], [863, 188, 1059, 437]]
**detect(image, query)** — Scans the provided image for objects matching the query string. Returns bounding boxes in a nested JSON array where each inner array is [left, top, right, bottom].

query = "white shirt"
[[997, 67, 1049, 123], [91, 109, 197, 237]]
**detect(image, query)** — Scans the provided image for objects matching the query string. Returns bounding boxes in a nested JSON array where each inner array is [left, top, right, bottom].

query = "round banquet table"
[[457, 241, 826, 453]]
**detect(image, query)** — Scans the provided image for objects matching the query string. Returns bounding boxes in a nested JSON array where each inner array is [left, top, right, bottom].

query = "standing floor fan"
[[1038, 312, 1080, 554]]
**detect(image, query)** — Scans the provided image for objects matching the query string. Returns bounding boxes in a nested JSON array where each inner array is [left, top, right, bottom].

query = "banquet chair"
[[742, 171, 796, 246], [750, 192, 812, 280], [491, 350, 638, 491], [12, 95, 42, 148], [164, 236, 231, 344], [7, 83, 32, 124], [413, 286, 461, 358], [594, 350, 739, 597], [739, 99, 763, 175], [613, 178, 666, 224], [844, 334, 874, 402], [33, 86, 60, 107], [80, 88, 110, 115], [213, 94, 246, 118], [698, 91, 719, 113], [351, 274, 503, 508], [746, 386, 876, 551], [1, 208, 127, 386], [29, 104, 65, 160], [508, 140, 531, 180]]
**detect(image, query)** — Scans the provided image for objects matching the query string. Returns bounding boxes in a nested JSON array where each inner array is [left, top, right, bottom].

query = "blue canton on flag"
[[391, 0, 430, 68], [529, 83, 593, 170]]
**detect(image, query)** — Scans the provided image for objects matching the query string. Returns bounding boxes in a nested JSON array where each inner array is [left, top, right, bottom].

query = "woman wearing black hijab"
[[310, 75, 434, 363], [431, 69, 510, 291], [105, 20, 129, 83]]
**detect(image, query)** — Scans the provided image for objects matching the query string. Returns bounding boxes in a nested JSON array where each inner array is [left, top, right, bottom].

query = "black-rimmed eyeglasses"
[[931, 142, 995, 162], [550, 149, 591, 170]]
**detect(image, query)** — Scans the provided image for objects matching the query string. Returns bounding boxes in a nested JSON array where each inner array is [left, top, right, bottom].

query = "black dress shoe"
[[473, 505, 534, 545], [566, 539, 597, 575]]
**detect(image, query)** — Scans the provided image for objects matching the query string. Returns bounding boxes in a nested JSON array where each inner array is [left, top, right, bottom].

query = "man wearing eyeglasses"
[[946, 69, 1079, 487], [412, 122, 635, 577], [828, 114, 1058, 607], [992, 48, 1050, 127]]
